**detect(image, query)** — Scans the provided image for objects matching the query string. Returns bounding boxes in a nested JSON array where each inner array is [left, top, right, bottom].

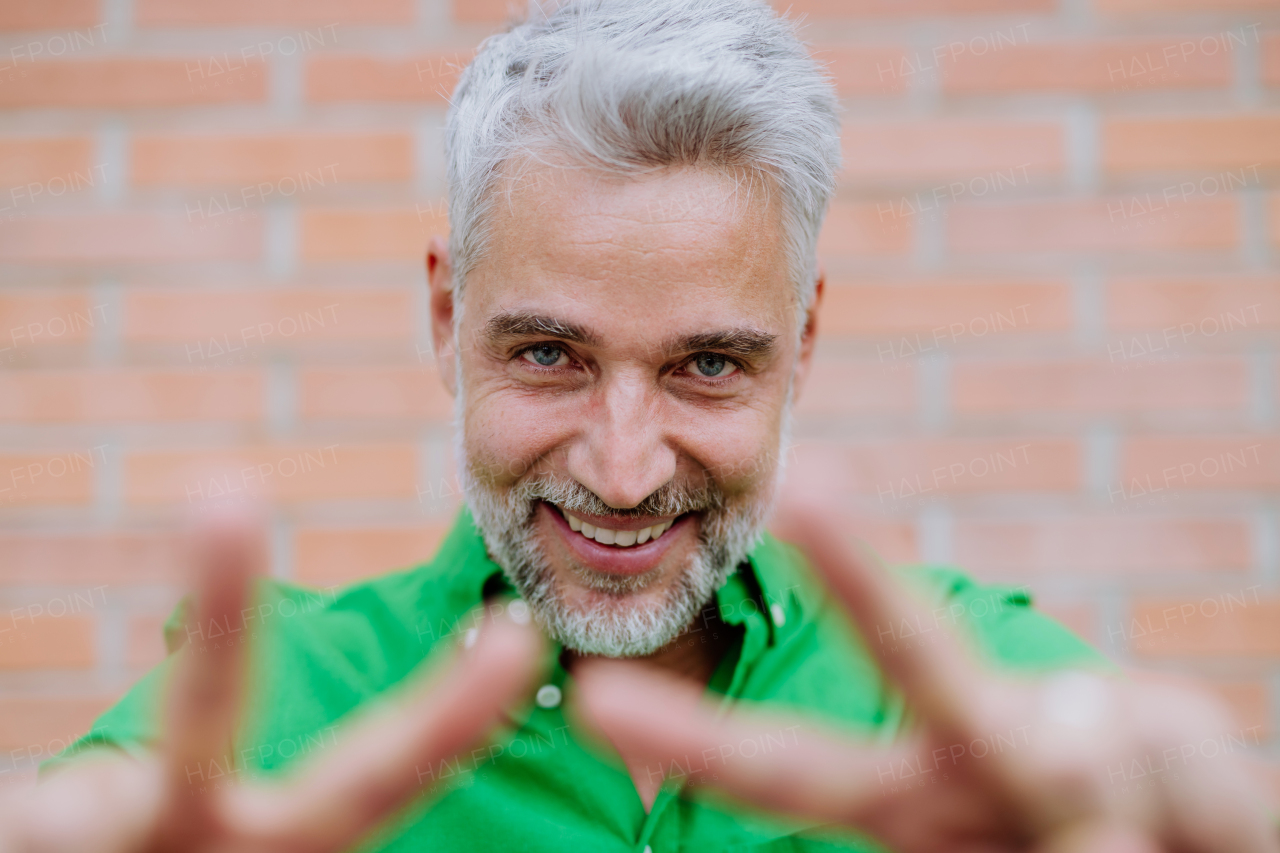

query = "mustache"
[[513, 473, 724, 520]]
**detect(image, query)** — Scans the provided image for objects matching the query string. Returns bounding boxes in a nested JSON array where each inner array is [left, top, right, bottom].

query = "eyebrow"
[[482, 311, 778, 362], [483, 312, 600, 347], [666, 329, 779, 361]]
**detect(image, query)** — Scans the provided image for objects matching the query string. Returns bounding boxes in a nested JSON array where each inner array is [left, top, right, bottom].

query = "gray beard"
[[457, 445, 782, 657]]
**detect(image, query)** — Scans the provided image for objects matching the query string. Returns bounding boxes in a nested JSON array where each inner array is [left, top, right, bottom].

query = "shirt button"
[[644, 847, 652, 853], [507, 599, 530, 624], [535, 684, 562, 709], [770, 603, 786, 627]]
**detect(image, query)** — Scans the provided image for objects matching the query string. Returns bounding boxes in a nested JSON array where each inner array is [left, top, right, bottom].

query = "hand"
[[0, 505, 543, 853], [576, 502, 1280, 853]]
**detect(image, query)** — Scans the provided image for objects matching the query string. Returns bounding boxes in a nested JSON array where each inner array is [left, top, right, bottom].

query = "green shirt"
[[48, 508, 1109, 852]]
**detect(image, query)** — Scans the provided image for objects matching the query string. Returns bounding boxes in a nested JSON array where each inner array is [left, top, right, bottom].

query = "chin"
[[522, 549, 711, 657], [458, 448, 777, 657]]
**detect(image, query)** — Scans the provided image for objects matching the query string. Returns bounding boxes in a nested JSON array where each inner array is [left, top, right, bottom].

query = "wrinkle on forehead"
[[500, 157, 774, 233], [475, 159, 788, 299]]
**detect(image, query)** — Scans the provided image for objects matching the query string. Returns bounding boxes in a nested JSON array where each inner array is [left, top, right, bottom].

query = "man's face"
[[429, 163, 815, 657]]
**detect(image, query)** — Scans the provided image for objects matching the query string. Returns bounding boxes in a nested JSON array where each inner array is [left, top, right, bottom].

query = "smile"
[[540, 501, 691, 577], [561, 510, 674, 548]]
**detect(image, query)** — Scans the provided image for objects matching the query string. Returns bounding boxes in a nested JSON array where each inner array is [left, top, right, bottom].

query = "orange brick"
[[1106, 276, 1279, 331], [293, 524, 451, 585], [0, 212, 262, 263], [132, 134, 413, 186], [1097, 0, 1280, 13], [764, 500, 918, 564], [0, 452, 96, 506], [298, 366, 455, 421], [952, 357, 1249, 414], [1128, 595, 1280, 658], [942, 39, 1231, 94], [451, 0, 521, 24], [793, 358, 916, 417], [820, 280, 1071, 336], [305, 53, 472, 103], [0, 138, 93, 185], [1120, 437, 1280, 490], [1264, 34, 1280, 86], [301, 208, 444, 262], [124, 288, 415, 346], [0, 59, 267, 108], [0, 369, 264, 423], [811, 45, 909, 96], [795, 438, 1080, 501], [953, 517, 1251, 576], [0, 696, 118, 754], [0, 615, 94, 670], [136, 0, 412, 25], [0, 293, 100, 348], [817, 200, 913, 261], [1104, 117, 1280, 174], [948, 196, 1239, 254], [841, 120, 1063, 184], [125, 444, 419, 505], [776, 0, 1054, 15], [0, 532, 183, 584], [0, 0, 97, 29]]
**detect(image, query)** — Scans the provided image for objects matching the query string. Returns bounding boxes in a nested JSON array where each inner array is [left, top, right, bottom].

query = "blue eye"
[[689, 353, 738, 378], [522, 344, 566, 367]]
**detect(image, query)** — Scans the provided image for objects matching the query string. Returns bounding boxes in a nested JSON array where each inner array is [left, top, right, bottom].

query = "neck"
[[562, 601, 739, 813]]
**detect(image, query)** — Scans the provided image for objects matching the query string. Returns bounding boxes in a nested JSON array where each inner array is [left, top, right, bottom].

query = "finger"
[[231, 611, 544, 853], [573, 657, 924, 828], [1155, 732, 1280, 853], [7, 754, 166, 853], [1116, 678, 1280, 853], [1033, 820, 1162, 853], [770, 500, 988, 742], [162, 503, 266, 811]]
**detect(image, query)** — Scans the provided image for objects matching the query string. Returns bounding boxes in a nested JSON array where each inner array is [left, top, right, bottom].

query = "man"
[[3, 1, 1275, 851]]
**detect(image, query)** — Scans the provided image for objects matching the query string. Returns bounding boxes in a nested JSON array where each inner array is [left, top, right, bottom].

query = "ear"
[[790, 270, 823, 402], [426, 235, 459, 398]]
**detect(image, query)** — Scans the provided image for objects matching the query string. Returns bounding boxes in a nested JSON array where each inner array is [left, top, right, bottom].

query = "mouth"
[[539, 500, 693, 576], [562, 509, 675, 548]]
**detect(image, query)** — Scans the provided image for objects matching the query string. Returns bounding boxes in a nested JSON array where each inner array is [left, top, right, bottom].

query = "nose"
[[564, 370, 677, 510]]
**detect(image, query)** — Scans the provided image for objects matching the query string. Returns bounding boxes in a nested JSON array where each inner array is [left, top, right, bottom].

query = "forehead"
[[463, 161, 795, 338]]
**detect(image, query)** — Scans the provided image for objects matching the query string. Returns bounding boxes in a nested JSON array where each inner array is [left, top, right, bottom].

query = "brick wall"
[[0, 0, 1276, 796]]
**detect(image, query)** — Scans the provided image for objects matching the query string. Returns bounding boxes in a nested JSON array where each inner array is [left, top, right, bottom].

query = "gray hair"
[[443, 0, 841, 317]]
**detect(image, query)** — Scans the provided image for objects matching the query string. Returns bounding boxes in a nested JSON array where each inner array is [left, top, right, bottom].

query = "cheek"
[[676, 398, 786, 494], [462, 380, 579, 486]]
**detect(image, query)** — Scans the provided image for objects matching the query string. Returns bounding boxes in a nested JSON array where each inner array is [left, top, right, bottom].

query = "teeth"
[[562, 510, 674, 549]]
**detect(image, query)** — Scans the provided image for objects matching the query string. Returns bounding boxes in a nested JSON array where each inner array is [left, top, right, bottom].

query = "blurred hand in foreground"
[[0, 505, 543, 853], [577, 502, 1280, 853]]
